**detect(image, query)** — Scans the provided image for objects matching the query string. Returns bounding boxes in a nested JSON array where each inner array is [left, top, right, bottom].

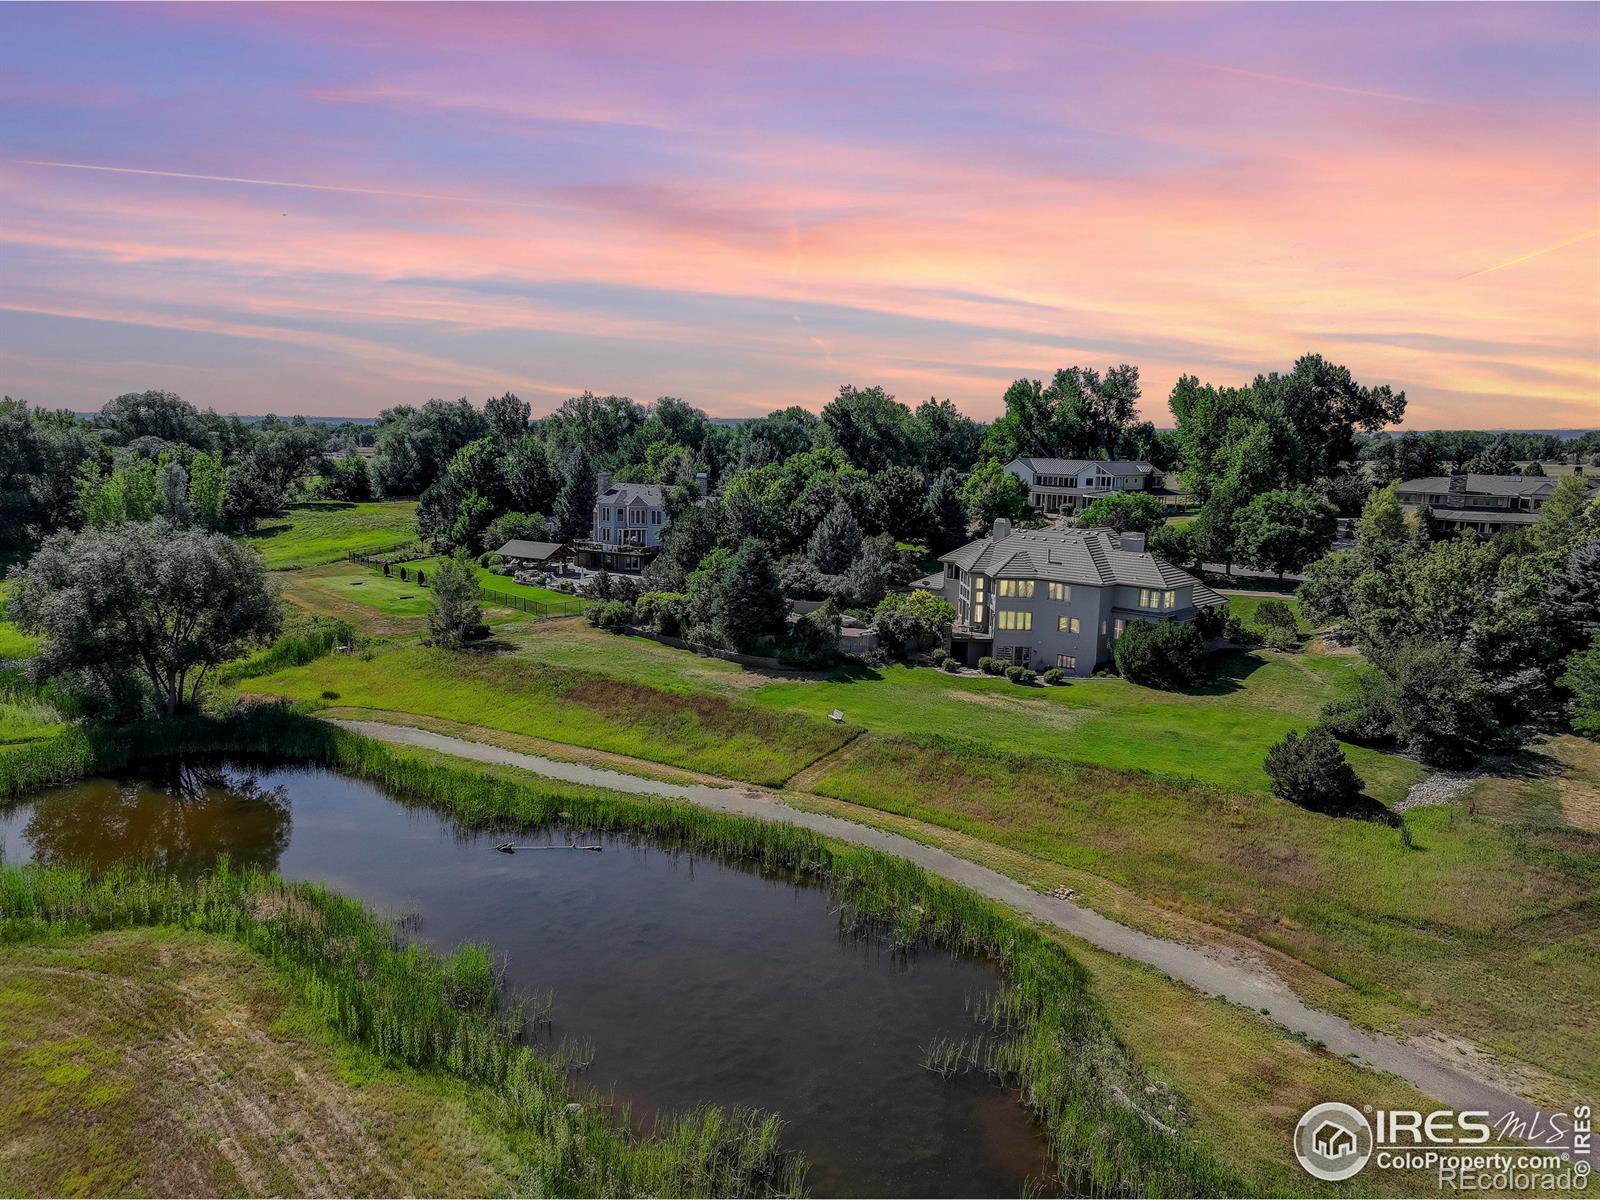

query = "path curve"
[[329, 717, 1544, 1131]]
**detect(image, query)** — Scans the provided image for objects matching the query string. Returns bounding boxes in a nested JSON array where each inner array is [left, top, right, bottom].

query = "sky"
[[0, 2, 1596, 427]]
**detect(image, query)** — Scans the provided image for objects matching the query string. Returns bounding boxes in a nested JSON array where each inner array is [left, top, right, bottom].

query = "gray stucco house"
[[933, 520, 1225, 674]]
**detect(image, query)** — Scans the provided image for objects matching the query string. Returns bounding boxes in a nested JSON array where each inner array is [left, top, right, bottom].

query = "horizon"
[[2, 3, 1597, 425]]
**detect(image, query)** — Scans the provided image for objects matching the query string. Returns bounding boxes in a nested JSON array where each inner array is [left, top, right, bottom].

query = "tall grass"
[[0, 859, 804, 1198], [1, 706, 1241, 1195], [219, 618, 363, 684]]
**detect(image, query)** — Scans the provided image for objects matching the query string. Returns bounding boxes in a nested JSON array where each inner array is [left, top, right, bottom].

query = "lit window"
[[1056, 654, 1077, 669], [1163, 590, 1176, 609], [1114, 619, 1125, 639], [1057, 616, 1080, 634], [997, 579, 1034, 598], [997, 610, 1033, 631], [1048, 582, 1070, 601], [1100, 620, 1107, 637]]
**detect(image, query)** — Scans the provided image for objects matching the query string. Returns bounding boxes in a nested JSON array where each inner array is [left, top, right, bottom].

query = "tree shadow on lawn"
[[1170, 649, 1269, 697], [821, 663, 885, 684]]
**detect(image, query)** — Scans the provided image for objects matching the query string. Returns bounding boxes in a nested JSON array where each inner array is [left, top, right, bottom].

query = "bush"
[[635, 591, 689, 638], [1005, 665, 1036, 685], [940, 656, 960, 672], [779, 558, 827, 600], [1113, 620, 1207, 689], [1264, 726, 1364, 812], [977, 656, 1005, 676], [1319, 671, 1395, 745], [585, 600, 633, 633], [1252, 599, 1301, 650], [782, 600, 842, 668], [1040, 667, 1067, 686]]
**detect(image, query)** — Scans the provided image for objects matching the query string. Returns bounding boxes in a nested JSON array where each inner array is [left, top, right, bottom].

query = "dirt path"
[[330, 716, 1548, 1134]]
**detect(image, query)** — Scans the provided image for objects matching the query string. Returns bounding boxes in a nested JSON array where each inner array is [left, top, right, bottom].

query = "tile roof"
[[1013, 457, 1156, 478], [939, 526, 1223, 604]]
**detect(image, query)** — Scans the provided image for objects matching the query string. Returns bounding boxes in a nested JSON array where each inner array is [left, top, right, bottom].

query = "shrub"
[[940, 656, 960, 672], [635, 591, 689, 638], [1252, 599, 1301, 650], [1040, 667, 1066, 686], [1005, 666, 1036, 685], [427, 552, 483, 651], [779, 558, 827, 600], [585, 600, 633, 633], [977, 656, 1005, 676], [1264, 726, 1364, 812], [782, 600, 842, 668], [1113, 620, 1207, 689]]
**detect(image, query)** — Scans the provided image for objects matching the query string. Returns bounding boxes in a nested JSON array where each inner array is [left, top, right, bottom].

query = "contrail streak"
[[7, 158, 554, 212], [1457, 229, 1600, 279]]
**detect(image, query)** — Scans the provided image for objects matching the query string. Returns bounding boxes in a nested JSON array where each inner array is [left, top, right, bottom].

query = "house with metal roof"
[[1003, 457, 1168, 515], [1395, 473, 1597, 537], [932, 519, 1224, 674]]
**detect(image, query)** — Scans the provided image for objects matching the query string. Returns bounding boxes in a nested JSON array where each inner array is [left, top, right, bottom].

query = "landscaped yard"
[[394, 557, 588, 612], [240, 501, 418, 570]]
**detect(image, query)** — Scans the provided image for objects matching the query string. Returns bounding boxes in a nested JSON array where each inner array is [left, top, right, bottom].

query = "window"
[[1114, 618, 1126, 639], [1138, 588, 1177, 610], [997, 579, 1034, 598], [1100, 620, 1107, 637], [945, 563, 960, 579], [1056, 654, 1077, 669], [631, 509, 645, 525], [972, 576, 985, 626], [601, 507, 611, 522], [651, 509, 662, 525], [1057, 616, 1080, 634], [1164, 590, 1176, 609], [1047, 582, 1070, 602], [997, 610, 1032, 631]]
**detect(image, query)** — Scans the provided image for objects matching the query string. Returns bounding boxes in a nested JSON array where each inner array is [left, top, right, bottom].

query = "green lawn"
[[394, 558, 588, 612], [248, 642, 851, 786], [241, 501, 418, 570], [0, 581, 38, 662]]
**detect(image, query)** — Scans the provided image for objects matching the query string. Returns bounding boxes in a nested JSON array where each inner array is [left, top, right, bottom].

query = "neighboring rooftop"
[[940, 524, 1224, 604], [1398, 473, 1593, 500], [1012, 457, 1156, 478]]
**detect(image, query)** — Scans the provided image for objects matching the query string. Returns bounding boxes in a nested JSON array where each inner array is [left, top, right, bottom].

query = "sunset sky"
[[1, 2, 1596, 426]]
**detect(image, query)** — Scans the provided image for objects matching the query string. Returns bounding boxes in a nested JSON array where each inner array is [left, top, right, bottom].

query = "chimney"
[[1118, 531, 1146, 553], [1446, 473, 1467, 508], [596, 472, 613, 497], [695, 471, 708, 498], [991, 517, 1012, 540]]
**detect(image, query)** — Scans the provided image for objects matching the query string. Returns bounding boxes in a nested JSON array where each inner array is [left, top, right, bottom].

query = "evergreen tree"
[[1561, 635, 1600, 738], [808, 498, 864, 574], [552, 445, 598, 541], [714, 538, 787, 651], [927, 467, 969, 551], [1264, 726, 1363, 812]]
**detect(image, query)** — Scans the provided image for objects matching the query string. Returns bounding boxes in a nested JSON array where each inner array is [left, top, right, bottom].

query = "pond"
[[0, 759, 1056, 1198]]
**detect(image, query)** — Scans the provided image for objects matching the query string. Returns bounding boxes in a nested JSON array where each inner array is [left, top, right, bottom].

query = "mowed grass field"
[[241, 501, 418, 570], [249, 639, 852, 785], [0, 929, 520, 1198]]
